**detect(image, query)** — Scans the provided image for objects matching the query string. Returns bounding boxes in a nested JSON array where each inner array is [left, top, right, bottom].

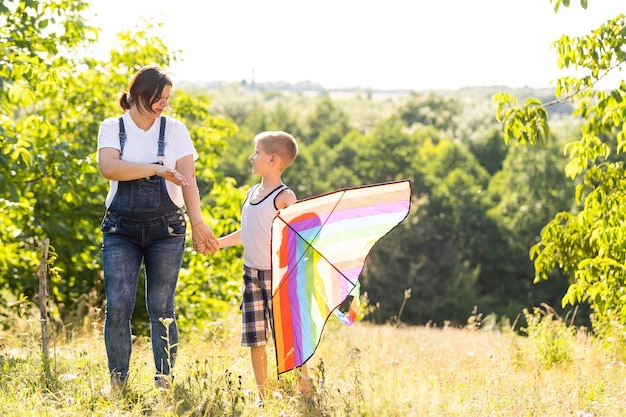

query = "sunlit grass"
[[1, 311, 625, 416]]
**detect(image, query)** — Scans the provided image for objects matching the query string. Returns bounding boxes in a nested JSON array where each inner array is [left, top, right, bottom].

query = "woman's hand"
[[192, 222, 219, 255], [156, 165, 189, 186]]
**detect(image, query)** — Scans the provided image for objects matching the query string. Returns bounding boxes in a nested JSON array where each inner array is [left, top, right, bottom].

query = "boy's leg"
[[241, 267, 272, 403], [298, 363, 312, 395], [251, 345, 268, 400]]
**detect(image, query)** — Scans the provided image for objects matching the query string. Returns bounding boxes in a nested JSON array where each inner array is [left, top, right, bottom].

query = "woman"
[[97, 65, 218, 389]]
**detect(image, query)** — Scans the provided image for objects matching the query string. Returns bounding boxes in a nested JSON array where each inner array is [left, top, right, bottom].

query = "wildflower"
[[347, 347, 361, 359], [59, 373, 78, 382], [159, 317, 174, 328]]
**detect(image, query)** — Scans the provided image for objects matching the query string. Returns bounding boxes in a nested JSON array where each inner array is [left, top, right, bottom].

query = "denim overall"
[[101, 116, 186, 382]]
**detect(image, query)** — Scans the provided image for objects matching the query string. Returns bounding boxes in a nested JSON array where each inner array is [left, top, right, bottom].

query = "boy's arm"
[[216, 186, 251, 250], [218, 229, 242, 249]]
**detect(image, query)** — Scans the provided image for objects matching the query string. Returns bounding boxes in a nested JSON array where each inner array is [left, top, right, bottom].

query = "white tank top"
[[241, 184, 287, 270]]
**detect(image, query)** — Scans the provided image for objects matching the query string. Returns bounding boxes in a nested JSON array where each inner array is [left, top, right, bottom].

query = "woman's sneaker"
[[110, 371, 126, 390], [154, 375, 172, 389]]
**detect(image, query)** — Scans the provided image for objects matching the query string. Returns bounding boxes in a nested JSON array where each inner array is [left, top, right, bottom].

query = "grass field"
[[1, 310, 625, 416]]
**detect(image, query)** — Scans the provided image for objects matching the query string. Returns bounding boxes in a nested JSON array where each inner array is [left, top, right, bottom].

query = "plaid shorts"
[[240, 265, 273, 347]]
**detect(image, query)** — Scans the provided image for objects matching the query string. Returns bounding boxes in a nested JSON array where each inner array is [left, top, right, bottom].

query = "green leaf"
[[8, 84, 35, 106]]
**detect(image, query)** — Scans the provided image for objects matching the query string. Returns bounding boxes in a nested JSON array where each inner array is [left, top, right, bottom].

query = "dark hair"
[[119, 65, 172, 113]]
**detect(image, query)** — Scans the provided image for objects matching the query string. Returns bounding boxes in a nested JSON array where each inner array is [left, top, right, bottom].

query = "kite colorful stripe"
[[270, 179, 412, 375]]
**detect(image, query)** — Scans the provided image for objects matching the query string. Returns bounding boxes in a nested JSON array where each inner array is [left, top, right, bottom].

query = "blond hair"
[[254, 131, 298, 170]]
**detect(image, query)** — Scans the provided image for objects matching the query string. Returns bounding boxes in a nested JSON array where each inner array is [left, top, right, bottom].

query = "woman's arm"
[[98, 147, 189, 185], [177, 154, 218, 254]]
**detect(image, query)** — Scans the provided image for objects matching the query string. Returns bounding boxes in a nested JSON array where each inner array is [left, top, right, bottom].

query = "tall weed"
[[520, 304, 575, 368]]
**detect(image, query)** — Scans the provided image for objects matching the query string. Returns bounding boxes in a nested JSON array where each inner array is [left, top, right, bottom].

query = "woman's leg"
[[103, 233, 143, 382], [144, 233, 185, 377]]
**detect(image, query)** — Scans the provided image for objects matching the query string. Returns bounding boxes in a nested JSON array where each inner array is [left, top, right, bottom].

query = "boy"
[[215, 131, 311, 406]]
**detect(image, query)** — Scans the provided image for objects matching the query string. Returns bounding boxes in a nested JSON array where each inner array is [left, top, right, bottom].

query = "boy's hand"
[[192, 223, 219, 255]]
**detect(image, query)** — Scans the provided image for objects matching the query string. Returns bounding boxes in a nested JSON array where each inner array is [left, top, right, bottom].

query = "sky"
[[86, 1, 625, 91]]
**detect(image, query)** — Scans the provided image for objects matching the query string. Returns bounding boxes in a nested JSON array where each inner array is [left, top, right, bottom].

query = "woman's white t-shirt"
[[97, 112, 198, 208]]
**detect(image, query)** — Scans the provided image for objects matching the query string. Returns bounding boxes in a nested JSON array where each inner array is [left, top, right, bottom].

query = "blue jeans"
[[101, 207, 186, 380]]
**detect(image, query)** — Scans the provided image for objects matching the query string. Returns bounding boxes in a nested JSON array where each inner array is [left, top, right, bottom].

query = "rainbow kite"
[[270, 179, 412, 375]]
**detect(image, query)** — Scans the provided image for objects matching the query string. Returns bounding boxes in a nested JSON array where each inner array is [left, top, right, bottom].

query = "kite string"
[[284, 189, 344, 276], [274, 190, 358, 295]]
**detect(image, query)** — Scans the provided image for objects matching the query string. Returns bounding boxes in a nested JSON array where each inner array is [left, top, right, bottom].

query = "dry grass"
[[0, 313, 625, 416]]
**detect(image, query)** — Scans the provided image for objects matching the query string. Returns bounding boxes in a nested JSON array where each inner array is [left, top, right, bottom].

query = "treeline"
[[197, 84, 583, 326]]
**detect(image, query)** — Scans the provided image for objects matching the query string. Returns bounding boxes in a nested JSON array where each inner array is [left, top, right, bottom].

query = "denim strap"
[[118, 116, 166, 164], [157, 116, 165, 165], [118, 117, 126, 157]]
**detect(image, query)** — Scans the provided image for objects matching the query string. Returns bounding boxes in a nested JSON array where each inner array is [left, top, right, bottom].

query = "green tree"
[[302, 95, 351, 146], [485, 131, 576, 322], [279, 95, 356, 197], [0, 1, 241, 332], [494, 3, 626, 343], [398, 91, 462, 132], [359, 121, 497, 324], [1, 0, 101, 320], [467, 128, 509, 175]]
